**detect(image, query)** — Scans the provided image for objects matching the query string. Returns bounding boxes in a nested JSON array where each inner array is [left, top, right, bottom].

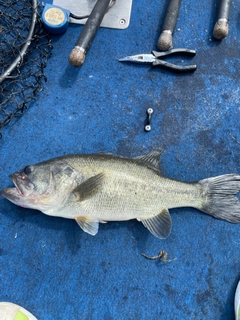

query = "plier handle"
[[152, 48, 197, 72], [119, 48, 197, 73]]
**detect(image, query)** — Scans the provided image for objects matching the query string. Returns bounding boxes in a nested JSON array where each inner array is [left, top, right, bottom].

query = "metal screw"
[[145, 125, 151, 132], [119, 19, 126, 25]]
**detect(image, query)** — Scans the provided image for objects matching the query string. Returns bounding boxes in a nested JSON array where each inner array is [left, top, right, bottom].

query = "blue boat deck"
[[0, 0, 240, 319]]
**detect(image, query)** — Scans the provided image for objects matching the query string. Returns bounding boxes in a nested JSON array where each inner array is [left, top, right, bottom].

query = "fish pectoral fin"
[[75, 216, 99, 235], [141, 209, 172, 239], [72, 172, 105, 202]]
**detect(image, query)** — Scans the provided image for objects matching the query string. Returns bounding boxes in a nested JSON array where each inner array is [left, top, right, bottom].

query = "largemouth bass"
[[1, 149, 240, 239]]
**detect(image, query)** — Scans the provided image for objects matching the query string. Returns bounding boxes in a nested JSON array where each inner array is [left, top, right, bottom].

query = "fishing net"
[[0, 0, 53, 138]]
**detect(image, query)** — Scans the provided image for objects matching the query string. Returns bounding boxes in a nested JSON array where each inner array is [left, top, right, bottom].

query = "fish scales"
[[65, 154, 203, 220]]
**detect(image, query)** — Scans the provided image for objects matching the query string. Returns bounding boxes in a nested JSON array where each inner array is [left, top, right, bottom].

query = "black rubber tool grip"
[[69, 0, 111, 67], [213, 0, 232, 40], [157, 0, 182, 51]]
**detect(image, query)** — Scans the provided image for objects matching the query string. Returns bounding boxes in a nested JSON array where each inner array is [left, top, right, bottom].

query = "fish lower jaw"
[[0, 187, 21, 198], [12, 179, 29, 196], [14, 186, 24, 196], [12, 186, 30, 198]]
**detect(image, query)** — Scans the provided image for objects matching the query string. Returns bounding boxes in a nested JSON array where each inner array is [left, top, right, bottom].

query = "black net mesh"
[[0, 0, 53, 138]]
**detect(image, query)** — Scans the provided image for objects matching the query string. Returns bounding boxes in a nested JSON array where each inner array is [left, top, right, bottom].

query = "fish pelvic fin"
[[75, 216, 99, 235], [72, 172, 105, 202], [134, 149, 163, 172], [199, 174, 240, 223], [140, 208, 172, 239]]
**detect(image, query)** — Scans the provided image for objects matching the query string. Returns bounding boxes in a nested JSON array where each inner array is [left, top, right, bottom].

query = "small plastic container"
[[0, 302, 38, 320], [235, 280, 240, 320], [42, 4, 70, 34]]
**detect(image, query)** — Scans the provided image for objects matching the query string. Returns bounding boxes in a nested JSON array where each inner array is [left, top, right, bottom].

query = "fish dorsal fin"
[[75, 216, 99, 235], [141, 208, 172, 239], [96, 151, 117, 157], [72, 173, 105, 202], [134, 149, 163, 171]]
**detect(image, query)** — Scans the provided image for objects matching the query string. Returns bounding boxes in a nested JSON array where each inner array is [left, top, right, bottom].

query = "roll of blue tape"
[[42, 4, 70, 34]]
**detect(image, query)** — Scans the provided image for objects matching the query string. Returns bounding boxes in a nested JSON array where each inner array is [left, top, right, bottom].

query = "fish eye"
[[23, 165, 32, 175]]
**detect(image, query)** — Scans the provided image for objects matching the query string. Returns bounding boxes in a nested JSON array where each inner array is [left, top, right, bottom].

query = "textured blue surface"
[[1, 0, 240, 319]]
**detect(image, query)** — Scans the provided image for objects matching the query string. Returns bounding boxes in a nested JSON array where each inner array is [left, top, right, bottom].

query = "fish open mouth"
[[1, 172, 34, 199], [0, 174, 35, 206], [10, 174, 28, 196]]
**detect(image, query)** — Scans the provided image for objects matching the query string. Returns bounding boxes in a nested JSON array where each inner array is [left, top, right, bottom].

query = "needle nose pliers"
[[119, 48, 197, 73]]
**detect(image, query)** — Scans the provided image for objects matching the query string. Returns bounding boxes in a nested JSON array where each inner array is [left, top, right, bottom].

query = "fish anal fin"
[[141, 209, 172, 239], [134, 149, 163, 171], [75, 216, 99, 235], [72, 173, 105, 202]]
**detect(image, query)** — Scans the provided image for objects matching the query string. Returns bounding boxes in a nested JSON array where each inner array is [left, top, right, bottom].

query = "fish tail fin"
[[199, 174, 240, 223]]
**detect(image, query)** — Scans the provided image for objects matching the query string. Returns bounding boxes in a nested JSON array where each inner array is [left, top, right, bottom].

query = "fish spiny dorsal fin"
[[75, 216, 99, 235], [134, 149, 163, 171], [96, 151, 117, 156], [96, 152, 127, 159], [140, 208, 172, 239], [72, 173, 105, 202]]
